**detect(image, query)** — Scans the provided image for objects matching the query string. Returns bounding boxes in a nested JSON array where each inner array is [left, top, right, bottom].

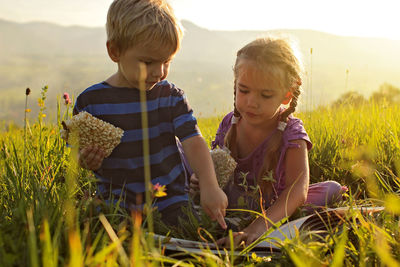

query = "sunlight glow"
[[169, 0, 400, 40], [0, 0, 398, 40]]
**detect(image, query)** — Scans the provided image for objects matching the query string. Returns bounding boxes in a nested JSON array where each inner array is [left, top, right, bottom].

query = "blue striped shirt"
[[74, 80, 200, 211]]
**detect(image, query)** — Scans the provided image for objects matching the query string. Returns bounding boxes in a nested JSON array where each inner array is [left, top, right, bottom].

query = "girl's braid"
[[225, 78, 240, 157], [233, 78, 241, 117], [257, 77, 303, 200], [280, 84, 301, 122]]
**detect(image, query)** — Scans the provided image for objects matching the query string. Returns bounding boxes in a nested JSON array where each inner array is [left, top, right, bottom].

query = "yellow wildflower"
[[153, 183, 167, 198]]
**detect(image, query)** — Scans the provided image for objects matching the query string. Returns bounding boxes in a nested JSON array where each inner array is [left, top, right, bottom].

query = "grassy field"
[[0, 91, 399, 266]]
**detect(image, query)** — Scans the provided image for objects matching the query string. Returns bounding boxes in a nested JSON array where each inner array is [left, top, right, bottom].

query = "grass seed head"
[[211, 147, 237, 188], [61, 111, 124, 157]]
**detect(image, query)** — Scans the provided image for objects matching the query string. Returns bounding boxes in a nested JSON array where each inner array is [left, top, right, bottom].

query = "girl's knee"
[[324, 181, 343, 198], [306, 180, 347, 207]]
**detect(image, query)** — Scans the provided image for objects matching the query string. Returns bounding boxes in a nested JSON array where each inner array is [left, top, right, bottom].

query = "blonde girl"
[[190, 36, 346, 246]]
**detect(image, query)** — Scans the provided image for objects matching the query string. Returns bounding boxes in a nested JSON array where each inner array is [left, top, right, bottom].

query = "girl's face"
[[235, 59, 291, 127]]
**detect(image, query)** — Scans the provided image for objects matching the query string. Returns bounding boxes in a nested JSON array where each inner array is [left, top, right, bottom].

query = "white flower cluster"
[[60, 111, 124, 158], [210, 147, 237, 189]]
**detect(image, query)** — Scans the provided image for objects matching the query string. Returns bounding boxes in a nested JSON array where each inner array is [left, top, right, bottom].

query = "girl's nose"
[[247, 94, 259, 108]]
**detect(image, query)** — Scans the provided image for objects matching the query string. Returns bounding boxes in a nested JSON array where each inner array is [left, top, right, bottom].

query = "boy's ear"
[[107, 41, 120, 63], [282, 91, 292, 105]]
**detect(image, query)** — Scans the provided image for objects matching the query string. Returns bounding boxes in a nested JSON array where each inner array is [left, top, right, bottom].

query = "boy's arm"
[[181, 135, 228, 229]]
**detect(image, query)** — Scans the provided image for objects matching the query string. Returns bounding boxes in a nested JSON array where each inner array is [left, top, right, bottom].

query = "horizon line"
[[1, 16, 400, 42]]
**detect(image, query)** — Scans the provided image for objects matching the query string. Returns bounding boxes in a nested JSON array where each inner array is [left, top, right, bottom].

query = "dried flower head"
[[60, 111, 124, 158], [210, 147, 237, 188], [25, 88, 31, 95]]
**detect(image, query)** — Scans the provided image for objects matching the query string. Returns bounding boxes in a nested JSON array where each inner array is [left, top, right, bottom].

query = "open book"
[[153, 206, 384, 256]]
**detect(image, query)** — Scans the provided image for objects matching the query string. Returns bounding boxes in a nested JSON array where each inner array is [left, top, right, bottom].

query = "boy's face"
[[107, 42, 175, 90]]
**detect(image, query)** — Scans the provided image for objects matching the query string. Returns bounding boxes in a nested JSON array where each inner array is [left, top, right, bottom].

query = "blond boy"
[[74, 0, 227, 228]]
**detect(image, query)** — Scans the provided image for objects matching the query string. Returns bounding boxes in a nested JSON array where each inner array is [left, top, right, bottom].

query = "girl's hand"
[[216, 231, 260, 248], [189, 173, 199, 195], [79, 145, 106, 170], [217, 217, 268, 247]]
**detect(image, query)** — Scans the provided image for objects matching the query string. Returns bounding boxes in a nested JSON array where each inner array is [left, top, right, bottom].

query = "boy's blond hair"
[[106, 0, 183, 54]]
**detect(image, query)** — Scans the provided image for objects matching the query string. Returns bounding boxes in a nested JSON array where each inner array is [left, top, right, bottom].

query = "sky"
[[0, 0, 399, 40]]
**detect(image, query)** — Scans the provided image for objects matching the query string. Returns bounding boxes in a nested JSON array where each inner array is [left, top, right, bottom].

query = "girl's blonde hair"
[[106, 0, 183, 54], [225, 36, 303, 197]]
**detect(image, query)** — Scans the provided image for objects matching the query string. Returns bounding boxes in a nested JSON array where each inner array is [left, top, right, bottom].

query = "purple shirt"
[[211, 112, 312, 209]]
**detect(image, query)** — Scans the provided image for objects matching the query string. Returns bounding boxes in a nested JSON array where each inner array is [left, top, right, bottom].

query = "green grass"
[[0, 92, 399, 266], [299, 104, 400, 195]]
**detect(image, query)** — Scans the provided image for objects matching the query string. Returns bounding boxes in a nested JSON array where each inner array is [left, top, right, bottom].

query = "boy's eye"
[[238, 88, 248, 94], [139, 59, 153, 65]]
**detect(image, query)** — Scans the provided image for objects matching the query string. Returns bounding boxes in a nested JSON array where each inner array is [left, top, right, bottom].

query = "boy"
[[74, 0, 227, 228]]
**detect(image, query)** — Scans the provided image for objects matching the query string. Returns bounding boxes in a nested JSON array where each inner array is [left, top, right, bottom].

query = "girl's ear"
[[107, 41, 120, 63], [282, 91, 292, 105]]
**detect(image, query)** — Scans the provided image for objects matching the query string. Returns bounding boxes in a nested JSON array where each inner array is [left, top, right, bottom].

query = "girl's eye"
[[238, 89, 248, 94], [262, 94, 273, 99]]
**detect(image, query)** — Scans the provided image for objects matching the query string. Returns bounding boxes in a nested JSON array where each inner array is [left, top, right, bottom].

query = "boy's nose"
[[150, 64, 164, 79]]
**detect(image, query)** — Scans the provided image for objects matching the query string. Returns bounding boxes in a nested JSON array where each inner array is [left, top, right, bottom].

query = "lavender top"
[[211, 112, 312, 209]]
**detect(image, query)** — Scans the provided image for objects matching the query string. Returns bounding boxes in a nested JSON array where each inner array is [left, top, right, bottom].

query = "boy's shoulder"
[[76, 80, 187, 106], [155, 80, 185, 96], [77, 82, 112, 99], [90, 81, 111, 89], [74, 82, 112, 112]]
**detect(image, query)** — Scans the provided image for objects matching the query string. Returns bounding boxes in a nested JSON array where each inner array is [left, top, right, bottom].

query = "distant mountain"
[[0, 18, 105, 55], [1, 18, 399, 122]]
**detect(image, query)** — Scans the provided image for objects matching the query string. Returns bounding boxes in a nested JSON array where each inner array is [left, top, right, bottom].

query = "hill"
[[0, 18, 400, 122]]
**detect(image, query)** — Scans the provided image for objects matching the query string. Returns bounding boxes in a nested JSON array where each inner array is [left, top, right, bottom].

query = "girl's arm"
[[181, 135, 228, 229], [218, 139, 309, 246]]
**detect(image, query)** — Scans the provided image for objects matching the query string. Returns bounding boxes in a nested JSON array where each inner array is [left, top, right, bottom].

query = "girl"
[[190, 37, 346, 246]]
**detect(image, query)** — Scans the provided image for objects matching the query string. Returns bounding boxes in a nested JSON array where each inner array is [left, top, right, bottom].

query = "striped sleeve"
[[171, 87, 200, 141]]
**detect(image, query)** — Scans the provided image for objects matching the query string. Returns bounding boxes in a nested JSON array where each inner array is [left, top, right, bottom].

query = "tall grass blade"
[[99, 213, 129, 266], [331, 227, 348, 267], [27, 208, 39, 267]]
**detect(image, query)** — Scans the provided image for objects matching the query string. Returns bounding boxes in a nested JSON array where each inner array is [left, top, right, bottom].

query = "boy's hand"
[[180, 135, 228, 229], [200, 186, 228, 229], [189, 173, 199, 195], [78, 145, 106, 170], [189, 172, 228, 229]]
